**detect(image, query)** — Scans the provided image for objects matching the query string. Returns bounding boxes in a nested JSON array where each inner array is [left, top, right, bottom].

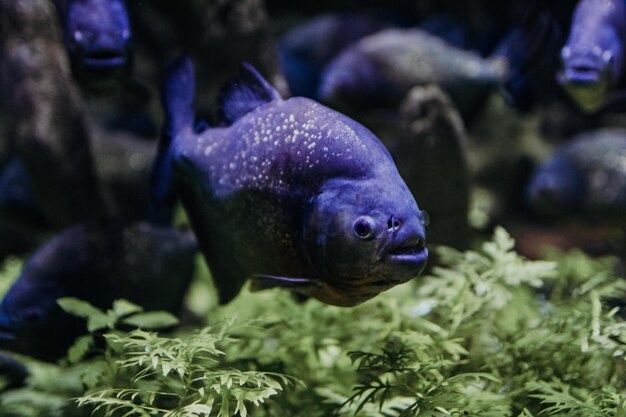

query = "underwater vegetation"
[[1, 0, 626, 416], [0, 228, 624, 416]]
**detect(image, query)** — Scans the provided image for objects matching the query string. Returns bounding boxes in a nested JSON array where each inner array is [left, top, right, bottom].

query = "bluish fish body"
[[156, 57, 428, 307], [56, 0, 132, 93], [0, 222, 197, 361], [559, 0, 626, 113], [279, 13, 393, 98], [526, 128, 626, 216], [318, 28, 508, 115]]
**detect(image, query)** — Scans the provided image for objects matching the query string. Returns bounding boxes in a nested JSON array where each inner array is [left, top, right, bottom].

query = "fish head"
[[559, 44, 614, 112], [302, 177, 428, 306], [525, 154, 585, 215], [63, 0, 132, 93], [559, 4, 625, 113]]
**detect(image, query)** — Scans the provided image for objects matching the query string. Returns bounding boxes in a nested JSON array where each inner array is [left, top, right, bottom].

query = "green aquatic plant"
[[0, 227, 624, 417]]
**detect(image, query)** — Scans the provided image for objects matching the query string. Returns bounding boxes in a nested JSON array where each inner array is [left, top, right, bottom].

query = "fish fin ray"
[[250, 274, 322, 292], [217, 63, 282, 125]]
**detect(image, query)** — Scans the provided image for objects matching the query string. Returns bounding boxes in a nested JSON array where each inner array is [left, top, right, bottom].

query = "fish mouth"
[[386, 237, 428, 266], [82, 50, 127, 68], [560, 66, 604, 85]]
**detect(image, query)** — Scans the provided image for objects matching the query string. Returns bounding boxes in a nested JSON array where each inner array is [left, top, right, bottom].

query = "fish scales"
[[177, 99, 383, 197], [157, 57, 429, 307]]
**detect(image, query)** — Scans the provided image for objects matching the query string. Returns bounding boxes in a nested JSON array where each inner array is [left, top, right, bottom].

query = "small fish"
[[318, 3, 562, 116], [55, 0, 132, 93], [318, 28, 508, 118], [559, 0, 626, 113], [526, 128, 626, 216], [0, 221, 197, 361], [154, 56, 429, 307], [278, 13, 394, 98]]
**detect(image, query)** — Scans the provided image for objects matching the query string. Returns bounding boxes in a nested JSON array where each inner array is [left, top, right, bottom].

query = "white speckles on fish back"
[[181, 97, 382, 196]]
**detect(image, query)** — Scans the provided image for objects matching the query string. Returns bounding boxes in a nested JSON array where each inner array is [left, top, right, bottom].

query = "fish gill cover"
[[0, 227, 624, 417]]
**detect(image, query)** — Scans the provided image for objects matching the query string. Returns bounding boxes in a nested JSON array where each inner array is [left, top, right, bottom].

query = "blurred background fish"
[[55, 0, 133, 94], [0, 220, 197, 361], [558, 0, 626, 113]]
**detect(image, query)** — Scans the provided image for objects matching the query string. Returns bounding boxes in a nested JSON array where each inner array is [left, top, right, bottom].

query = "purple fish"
[[55, 0, 132, 93], [0, 222, 197, 361], [153, 56, 429, 307], [559, 0, 626, 112], [318, 28, 509, 112], [526, 128, 626, 216]]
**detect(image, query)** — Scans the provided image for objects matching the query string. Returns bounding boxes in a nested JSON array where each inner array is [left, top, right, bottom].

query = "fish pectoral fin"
[[250, 274, 323, 293]]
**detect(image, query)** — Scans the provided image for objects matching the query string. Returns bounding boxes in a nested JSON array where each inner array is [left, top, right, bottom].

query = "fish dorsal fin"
[[217, 63, 282, 125]]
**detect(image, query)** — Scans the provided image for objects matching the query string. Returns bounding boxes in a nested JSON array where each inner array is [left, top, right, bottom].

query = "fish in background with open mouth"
[[55, 0, 133, 93], [558, 0, 626, 113], [153, 56, 429, 307]]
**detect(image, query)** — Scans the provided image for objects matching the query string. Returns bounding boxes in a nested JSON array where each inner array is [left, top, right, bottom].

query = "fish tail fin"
[[162, 54, 196, 138], [149, 55, 196, 225], [494, 0, 563, 111]]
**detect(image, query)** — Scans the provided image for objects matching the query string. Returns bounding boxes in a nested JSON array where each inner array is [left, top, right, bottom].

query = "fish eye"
[[420, 210, 430, 227], [353, 216, 376, 240], [73, 30, 84, 43]]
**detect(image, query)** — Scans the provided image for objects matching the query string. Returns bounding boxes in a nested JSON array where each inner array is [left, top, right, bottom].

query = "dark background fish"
[[278, 13, 395, 98], [526, 128, 626, 218], [154, 56, 428, 307], [559, 0, 626, 113], [0, 221, 197, 361], [55, 0, 133, 94], [318, 28, 509, 120]]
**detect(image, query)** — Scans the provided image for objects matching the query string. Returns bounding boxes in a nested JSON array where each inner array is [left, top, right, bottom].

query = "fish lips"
[[559, 66, 604, 85], [79, 48, 129, 70], [385, 240, 428, 273], [70, 45, 131, 85]]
